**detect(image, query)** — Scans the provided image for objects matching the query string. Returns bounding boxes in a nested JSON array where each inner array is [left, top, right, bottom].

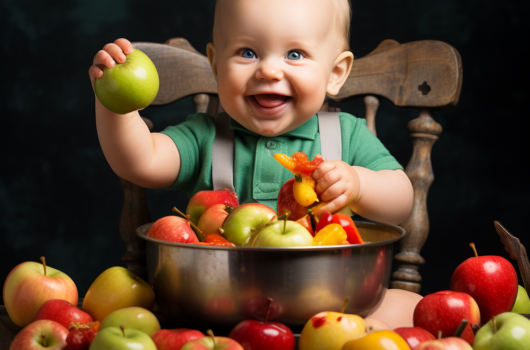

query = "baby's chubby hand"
[[88, 38, 134, 89], [312, 160, 361, 216]]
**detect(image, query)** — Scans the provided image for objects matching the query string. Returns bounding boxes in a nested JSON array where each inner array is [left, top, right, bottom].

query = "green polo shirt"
[[160, 112, 403, 211]]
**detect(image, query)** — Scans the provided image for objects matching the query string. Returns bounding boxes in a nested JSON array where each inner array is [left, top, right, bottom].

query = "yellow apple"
[[342, 330, 411, 350], [82, 266, 155, 321], [299, 311, 366, 350]]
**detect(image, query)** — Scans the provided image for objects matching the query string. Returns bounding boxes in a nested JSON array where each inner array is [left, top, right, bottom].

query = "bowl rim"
[[136, 219, 406, 252]]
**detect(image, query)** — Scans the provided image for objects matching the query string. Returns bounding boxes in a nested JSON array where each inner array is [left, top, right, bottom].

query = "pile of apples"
[[146, 153, 364, 248]]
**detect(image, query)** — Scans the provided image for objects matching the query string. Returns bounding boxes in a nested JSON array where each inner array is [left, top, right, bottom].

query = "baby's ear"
[[327, 51, 354, 96], [206, 43, 218, 81]]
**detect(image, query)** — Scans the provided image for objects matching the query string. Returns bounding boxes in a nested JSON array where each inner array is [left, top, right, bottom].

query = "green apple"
[[473, 312, 530, 350], [82, 266, 155, 321], [89, 326, 157, 350], [512, 285, 530, 314], [250, 220, 313, 247], [100, 307, 160, 336], [94, 48, 159, 114], [222, 203, 277, 246]]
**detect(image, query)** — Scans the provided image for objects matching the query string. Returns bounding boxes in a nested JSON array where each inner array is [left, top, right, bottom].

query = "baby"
[[88, 0, 413, 225]]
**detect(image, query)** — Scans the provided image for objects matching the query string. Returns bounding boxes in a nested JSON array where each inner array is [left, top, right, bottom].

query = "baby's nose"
[[255, 61, 284, 81]]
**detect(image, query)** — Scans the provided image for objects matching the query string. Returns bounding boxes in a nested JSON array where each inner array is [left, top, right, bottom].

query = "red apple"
[[181, 330, 243, 350], [222, 203, 277, 246], [277, 178, 308, 221], [3, 257, 78, 327], [187, 189, 239, 225], [151, 328, 205, 350], [9, 319, 69, 350], [197, 204, 235, 241], [34, 299, 92, 329], [66, 321, 100, 350], [450, 243, 518, 325], [296, 214, 314, 236], [229, 298, 295, 350], [146, 215, 199, 244], [413, 291, 480, 345], [393, 326, 436, 349], [413, 335, 472, 349]]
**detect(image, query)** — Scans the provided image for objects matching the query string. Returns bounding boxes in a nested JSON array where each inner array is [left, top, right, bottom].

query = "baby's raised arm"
[[89, 38, 181, 189]]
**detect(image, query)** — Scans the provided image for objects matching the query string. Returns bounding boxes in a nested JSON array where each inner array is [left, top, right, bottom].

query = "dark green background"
[[1, 0, 529, 306]]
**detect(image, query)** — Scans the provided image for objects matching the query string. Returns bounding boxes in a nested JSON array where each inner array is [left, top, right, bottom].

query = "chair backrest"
[[122, 37, 462, 293]]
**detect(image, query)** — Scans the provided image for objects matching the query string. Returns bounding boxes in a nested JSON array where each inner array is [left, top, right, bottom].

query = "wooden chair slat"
[[334, 40, 463, 108]]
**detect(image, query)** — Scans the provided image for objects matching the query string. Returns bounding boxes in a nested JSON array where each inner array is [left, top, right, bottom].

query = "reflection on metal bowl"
[[136, 220, 406, 329]]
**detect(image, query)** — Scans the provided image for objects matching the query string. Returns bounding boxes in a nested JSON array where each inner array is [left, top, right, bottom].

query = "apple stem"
[[453, 319, 468, 337], [225, 205, 235, 214], [172, 207, 203, 236], [250, 216, 277, 233], [340, 296, 350, 313], [492, 316, 497, 334], [469, 242, 478, 257], [437, 330, 442, 340], [207, 329, 215, 344], [218, 227, 225, 235], [264, 297, 273, 324], [120, 325, 125, 337], [41, 334, 46, 347], [40, 256, 47, 276]]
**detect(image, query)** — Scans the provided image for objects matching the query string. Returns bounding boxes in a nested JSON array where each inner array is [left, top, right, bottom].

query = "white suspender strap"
[[211, 112, 236, 191], [317, 112, 342, 161]]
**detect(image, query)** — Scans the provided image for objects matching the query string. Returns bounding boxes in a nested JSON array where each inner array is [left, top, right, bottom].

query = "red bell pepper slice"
[[332, 213, 364, 244], [315, 212, 333, 233]]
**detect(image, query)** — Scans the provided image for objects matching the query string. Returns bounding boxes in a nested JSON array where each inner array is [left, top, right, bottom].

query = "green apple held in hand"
[[512, 285, 530, 313], [250, 219, 313, 247], [473, 312, 530, 350], [94, 49, 159, 115], [89, 326, 157, 350], [100, 307, 160, 336]]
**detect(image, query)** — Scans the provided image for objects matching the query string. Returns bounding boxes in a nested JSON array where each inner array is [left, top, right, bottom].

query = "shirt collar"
[[228, 114, 318, 140]]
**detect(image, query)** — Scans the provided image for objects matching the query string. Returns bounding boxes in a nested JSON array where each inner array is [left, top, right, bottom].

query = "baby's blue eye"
[[287, 51, 303, 60], [241, 49, 256, 58]]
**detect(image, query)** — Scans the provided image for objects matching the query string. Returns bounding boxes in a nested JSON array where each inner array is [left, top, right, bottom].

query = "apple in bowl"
[[222, 203, 277, 246]]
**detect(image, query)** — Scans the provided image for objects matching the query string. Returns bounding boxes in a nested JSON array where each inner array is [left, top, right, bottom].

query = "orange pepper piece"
[[293, 173, 318, 207], [273, 153, 297, 174]]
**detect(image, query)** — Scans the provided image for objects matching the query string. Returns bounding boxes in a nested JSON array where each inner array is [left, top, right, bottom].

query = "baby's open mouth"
[[252, 94, 290, 108]]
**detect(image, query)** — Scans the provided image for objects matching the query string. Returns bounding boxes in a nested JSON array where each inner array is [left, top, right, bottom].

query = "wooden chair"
[[120, 37, 463, 294]]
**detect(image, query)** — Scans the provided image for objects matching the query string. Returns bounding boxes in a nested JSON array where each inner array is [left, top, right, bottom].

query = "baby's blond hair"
[[212, 0, 352, 51]]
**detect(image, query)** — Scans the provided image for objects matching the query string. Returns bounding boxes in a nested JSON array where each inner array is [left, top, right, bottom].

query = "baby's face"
[[207, 0, 351, 136]]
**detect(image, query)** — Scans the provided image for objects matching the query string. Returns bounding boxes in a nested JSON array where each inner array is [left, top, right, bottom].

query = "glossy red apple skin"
[[277, 178, 307, 221], [9, 319, 69, 350], [146, 216, 199, 244], [450, 254, 518, 325], [197, 204, 234, 241], [187, 189, 239, 225], [413, 291, 480, 345], [295, 215, 314, 237], [151, 328, 205, 350], [34, 299, 93, 329], [413, 336, 473, 350], [393, 326, 436, 349], [229, 319, 295, 350]]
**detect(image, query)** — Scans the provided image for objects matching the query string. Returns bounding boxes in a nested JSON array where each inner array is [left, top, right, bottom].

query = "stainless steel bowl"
[[136, 220, 405, 329]]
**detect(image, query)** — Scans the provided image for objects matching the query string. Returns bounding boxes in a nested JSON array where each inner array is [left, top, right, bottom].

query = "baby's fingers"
[[316, 194, 349, 218]]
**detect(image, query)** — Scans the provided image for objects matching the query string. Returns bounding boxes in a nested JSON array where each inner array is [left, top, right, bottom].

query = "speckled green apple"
[[89, 326, 157, 350], [473, 312, 530, 350], [94, 49, 159, 114]]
